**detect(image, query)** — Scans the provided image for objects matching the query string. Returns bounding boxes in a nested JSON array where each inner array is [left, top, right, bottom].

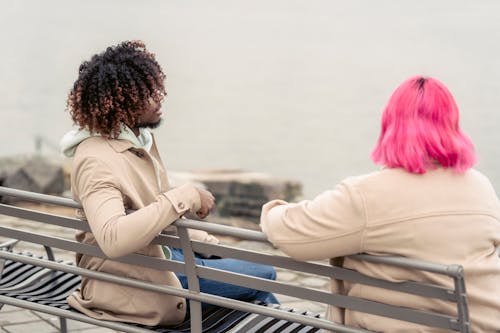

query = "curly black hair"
[[67, 40, 166, 138]]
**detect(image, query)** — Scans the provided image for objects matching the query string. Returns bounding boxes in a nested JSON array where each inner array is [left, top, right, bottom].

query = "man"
[[60, 40, 277, 326]]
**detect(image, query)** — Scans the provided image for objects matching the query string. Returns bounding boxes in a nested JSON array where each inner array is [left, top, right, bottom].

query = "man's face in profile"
[[136, 97, 163, 129]]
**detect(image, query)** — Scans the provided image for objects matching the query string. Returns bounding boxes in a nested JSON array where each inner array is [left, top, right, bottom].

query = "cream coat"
[[261, 168, 500, 332], [67, 135, 218, 326]]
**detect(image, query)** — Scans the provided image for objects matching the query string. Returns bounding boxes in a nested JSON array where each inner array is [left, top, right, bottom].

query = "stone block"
[[169, 169, 302, 221], [0, 155, 65, 203], [0, 155, 31, 184]]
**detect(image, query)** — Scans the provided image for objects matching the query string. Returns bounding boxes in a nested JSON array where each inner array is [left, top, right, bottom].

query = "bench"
[[0, 186, 471, 333]]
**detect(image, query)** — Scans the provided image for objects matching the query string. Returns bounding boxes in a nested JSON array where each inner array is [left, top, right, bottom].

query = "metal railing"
[[0, 186, 471, 333]]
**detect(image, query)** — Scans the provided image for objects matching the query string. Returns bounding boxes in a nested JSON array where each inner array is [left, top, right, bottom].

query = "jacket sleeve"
[[187, 228, 220, 244], [73, 156, 201, 258], [260, 180, 366, 261]]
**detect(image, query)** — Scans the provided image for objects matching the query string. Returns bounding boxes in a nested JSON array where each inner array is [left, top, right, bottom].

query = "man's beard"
[[136, 119, 162, 130]]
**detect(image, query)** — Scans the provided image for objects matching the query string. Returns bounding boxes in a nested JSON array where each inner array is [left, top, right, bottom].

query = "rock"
[[169, 169, 302, 221], [1, 155, 66, 203], [0, 155, 32, 203], [0, 155, 31, 183]]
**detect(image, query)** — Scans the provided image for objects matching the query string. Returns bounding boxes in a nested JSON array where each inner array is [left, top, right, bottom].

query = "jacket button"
[[177, 302, 184, 310], [178, 202, 185, 210]]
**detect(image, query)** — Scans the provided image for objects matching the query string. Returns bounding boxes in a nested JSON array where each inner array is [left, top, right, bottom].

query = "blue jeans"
[[170, 248, 279, 312]]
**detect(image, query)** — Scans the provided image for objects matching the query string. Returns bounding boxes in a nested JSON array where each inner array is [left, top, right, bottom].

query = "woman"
[[260, 76, 500, 332]]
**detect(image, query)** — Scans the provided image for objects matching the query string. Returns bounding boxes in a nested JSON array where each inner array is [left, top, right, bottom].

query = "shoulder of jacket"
[[340, 169, 412, 193], [466, 168, 490, 182], [341, 169, 390, 185], [75, 137, 117, 156], [72, 138, 121, 169]]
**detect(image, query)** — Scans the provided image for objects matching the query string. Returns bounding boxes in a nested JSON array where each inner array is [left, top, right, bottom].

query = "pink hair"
[[371, 76, 476, 174]]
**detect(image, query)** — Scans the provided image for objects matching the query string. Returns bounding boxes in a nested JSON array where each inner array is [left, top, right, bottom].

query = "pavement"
[[0, 204, 329, 333]]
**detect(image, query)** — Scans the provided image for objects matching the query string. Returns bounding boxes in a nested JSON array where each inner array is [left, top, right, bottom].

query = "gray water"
[[1, 0, 500, 198]]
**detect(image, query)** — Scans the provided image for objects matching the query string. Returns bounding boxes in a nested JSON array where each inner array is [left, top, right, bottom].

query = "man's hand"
[[195, 188, 215, 219]]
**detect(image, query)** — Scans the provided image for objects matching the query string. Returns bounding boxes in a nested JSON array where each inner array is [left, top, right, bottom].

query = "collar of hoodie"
[[59, 125, 162, 190], [59, 124, 153, 158]]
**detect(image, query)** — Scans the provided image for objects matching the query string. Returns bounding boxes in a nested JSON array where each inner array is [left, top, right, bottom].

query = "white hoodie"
[[59, 124, 153, 158]]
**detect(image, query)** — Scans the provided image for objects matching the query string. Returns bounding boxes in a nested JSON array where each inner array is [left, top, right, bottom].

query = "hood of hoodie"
[[59, 125, 153, 158]]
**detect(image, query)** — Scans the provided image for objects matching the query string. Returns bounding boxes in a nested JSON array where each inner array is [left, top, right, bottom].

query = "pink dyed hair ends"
[[371, 76, 476, 174]]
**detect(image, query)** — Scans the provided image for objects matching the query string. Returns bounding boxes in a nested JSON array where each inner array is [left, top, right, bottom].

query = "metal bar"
[[0, 186, 468, 331], [43, 245, 55, 261], [453, 272, 471, 333], [350, 254, 460, 277], [0, 296, 156, 333], [174, 218, 268, 242], [153, 234, 181, 248], [196, 266, 457, 330], [192, 242, 458, 301], [1, 222, 459, 318], [0, 226, 186, 274], [0, 187, 80, 208], [0, 251, 361, 333], [0, 239, 19, 250], [0, 187, 475, 278], [0, 204, 90, 232], [0, 187, 268, 242], [0, 186, 471, 276], [59, 317, 68, 333], [0, 204, 460, 301], [0, 204, 182, 248], [0, 199, 460, 302], [176, 226, 202, 333]]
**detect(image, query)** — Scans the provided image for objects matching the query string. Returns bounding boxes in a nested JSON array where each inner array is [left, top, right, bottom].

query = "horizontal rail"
[[0, 296, 155, 333], [350, 254, 463, 278], [0, 203, 182, 249], [0, 203, 459, 302], [0, 186, 267, 242], [195, 265, 458, 330], [0, 251, 371, 333], [0, 226, 186, 273], [0, 224, 460, 311], [0, 186, 468, 332], [0, 186, 80, 208], [0, 186, 464, 275], [192, 241, 459, 302], [174, 218, 268, 242]]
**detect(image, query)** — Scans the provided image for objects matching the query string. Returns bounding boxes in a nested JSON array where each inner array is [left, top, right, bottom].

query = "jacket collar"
[[106, 138, 135, 153], [60, 124, 153, 157], [106, 132, 156, 153]]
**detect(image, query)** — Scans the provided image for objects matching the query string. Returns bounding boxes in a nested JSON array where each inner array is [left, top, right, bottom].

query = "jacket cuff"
[[188, 229, 220, 244], [163, 184, 201, 214], [261, 199, 288, 217]]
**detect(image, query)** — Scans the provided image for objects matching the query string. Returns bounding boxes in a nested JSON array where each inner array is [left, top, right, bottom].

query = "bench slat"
[[0, 255, 324, 333], [0, 251, 347, 332]]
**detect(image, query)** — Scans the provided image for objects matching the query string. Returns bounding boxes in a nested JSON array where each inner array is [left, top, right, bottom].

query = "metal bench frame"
[[0, 186, 471, 333]]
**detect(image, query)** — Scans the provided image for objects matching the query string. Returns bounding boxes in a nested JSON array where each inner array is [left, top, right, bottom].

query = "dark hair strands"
[[66, 40, 166, 138]]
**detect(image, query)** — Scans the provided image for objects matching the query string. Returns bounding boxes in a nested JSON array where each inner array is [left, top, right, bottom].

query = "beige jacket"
[[67, 135, 218, 326], [261, 168, 500, 332]]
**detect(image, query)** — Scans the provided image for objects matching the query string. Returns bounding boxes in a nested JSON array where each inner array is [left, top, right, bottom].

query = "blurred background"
[[1, 0, 500, 198]]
